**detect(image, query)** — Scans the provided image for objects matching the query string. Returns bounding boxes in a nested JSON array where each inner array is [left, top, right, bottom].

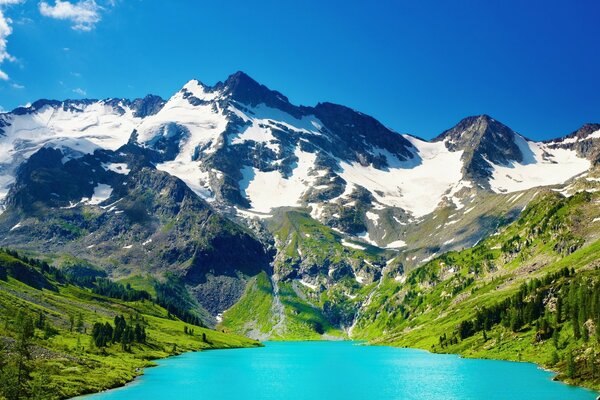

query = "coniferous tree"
[[567, 351, 576, 379], [3, 311, 36, 400], [76, 312, 84, 334]]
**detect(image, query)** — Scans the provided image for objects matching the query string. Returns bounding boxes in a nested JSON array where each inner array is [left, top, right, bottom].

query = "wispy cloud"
[[72, 87, 86, 96], [10, 82, 23, 88], [0, 0, 25, 80], [39, 0, 101, 31], [0, 10, 14, 79]]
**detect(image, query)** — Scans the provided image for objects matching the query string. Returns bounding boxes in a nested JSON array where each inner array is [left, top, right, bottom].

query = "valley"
[[0, 71, 599, 396]]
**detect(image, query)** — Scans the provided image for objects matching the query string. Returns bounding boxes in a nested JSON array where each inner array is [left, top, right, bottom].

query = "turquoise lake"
[[79, 341, 598, 400]]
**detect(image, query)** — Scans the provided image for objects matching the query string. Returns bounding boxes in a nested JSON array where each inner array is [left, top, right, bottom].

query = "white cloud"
[[10, 82, 23, 88], [39, 0, 101, 31], [0, 0, 28, 80], [72, 87, 86, 96], [0, 9, 14, 79]]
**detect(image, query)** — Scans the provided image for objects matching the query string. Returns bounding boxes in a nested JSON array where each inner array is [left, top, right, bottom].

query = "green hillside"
[[0, 249, 260, 400], [352, 190, 600, 390]]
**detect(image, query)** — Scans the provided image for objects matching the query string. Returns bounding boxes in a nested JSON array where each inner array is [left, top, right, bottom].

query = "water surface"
[[79, 341, 598, 400]]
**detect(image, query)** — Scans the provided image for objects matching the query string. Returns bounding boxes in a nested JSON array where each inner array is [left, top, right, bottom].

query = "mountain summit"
[[433, 115, 526, 183]]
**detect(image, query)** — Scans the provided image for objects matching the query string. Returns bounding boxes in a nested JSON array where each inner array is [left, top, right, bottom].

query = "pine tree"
[[582, 322, 589, 342], [555, 295, 563, 324], [29, 365, 52, 400], [549, 351, 559, 366], [572, 310, 581, 340], [552, 328, 560, 349], [76, 312, 84, 333], [567, 351, 576, 379], [11, 311, 35, 399]]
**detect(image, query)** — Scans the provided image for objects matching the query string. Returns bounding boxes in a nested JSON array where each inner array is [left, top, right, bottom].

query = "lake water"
[[79, 341, 598, 400]]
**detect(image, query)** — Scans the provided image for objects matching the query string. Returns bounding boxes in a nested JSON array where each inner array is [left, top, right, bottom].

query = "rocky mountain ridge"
[[0, 71, 598, 335]]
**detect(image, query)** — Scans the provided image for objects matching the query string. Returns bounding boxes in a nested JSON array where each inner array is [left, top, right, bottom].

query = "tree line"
[[440, 266, 600, 380], [92, 278, 151, 302], [91, 315, 147, 351]]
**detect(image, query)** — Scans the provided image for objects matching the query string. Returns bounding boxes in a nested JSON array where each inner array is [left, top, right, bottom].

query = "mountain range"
[[0, 71, 599, 340]]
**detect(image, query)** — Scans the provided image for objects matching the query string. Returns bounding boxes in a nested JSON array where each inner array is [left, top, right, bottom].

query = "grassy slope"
[[399, 188, 539, 269], [0, 261, 260, 399], [219, 271, 344, 340], [222, 210, 390, 340], [219, 271, 275, 337], [353, 190, 600, 390]]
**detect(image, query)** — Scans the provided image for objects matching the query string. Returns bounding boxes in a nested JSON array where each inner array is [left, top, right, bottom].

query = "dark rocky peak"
[[11, 99, 94, 115], [0, 113, 10, 136], [9, 97, 156, 117], [546, 123, 600, 144], [8, 96, 165, 119], [7, 147, 98, 211], [312, 102, 415, 163], [130, 94, 166, 118], [434, 114, 524, 166], [545, 123, 600, 163], [213, 71, 306, 119]]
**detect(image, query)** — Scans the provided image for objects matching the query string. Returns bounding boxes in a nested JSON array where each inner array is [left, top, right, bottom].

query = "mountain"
[[545, 123, 600, 163], [0, 144, 271, 324], [433, 114, 594, 192], [0, 71, 598, 342]]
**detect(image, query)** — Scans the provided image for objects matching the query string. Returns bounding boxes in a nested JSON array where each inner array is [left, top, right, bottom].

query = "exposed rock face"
[[545, 123, 600, 164], [433, 115, 525, 184], [0, 143, 271, 323]]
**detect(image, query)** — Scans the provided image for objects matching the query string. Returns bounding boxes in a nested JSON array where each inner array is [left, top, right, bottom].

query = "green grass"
[[0, 274, 260, 399], [220, 271, 275, 336]]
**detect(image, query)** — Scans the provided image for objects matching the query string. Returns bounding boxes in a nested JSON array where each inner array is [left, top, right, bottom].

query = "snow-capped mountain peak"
[[0, 72, 596, 250]]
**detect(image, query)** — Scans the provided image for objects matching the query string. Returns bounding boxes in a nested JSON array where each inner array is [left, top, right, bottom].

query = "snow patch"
[[341, 239, 366, 250], [85, 184, 113, 205], [366, 211, 380, 226], [338, 136, 464, 218], [489, 136, 590, 193], [297, 279, 318, 290], [239, 147, 317, 213], [385, 239, 406, 248], [102, 162, 130, 175]]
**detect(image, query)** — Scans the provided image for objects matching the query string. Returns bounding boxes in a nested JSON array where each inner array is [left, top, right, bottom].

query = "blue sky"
[[0, 0, 599, 141]]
